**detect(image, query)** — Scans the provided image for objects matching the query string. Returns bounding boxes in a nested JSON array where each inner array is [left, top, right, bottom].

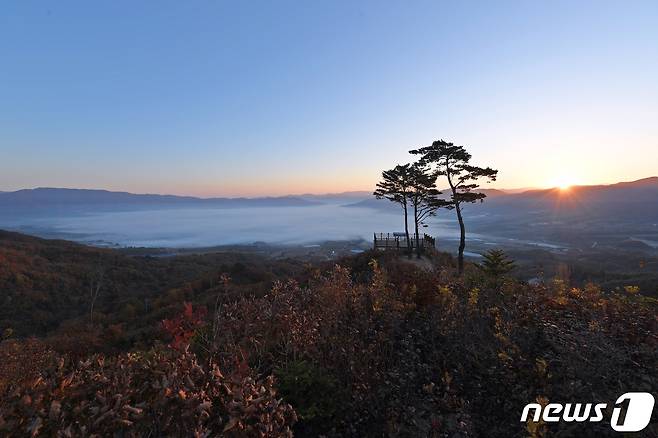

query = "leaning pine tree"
[[374, 164, 414, 256], [410, 140, 498, 274]]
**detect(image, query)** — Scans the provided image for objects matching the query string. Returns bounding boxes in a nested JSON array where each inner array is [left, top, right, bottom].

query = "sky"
[[1, 1, 657, 197]]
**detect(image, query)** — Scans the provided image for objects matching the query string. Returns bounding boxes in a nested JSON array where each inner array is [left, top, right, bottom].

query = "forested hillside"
[[0, 230, 305, 350], [0, 231, 656, 436]]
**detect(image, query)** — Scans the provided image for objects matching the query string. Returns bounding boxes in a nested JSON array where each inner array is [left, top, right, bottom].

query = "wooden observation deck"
[[373, 232, 436, 253]]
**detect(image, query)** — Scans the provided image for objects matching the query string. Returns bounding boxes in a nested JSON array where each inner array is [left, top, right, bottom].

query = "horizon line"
[[1, 176, 656, 200]]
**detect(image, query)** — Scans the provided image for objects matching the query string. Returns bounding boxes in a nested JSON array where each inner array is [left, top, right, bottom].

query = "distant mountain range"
[[497, 176, 658, 200], [299, 191, 372, 203], [345, 177, 658, 216], [0, 187, 318, 213], [345, 188, 509, 210], [1, 178, 657, 220], [482, 177, 658, 219]]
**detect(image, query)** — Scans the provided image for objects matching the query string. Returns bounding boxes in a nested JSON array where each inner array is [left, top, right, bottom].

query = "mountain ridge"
[[0, 187, 319, 211], [1, 176, 656, 201], [1, 177, 656, 214], [343, 177, 658, 219]]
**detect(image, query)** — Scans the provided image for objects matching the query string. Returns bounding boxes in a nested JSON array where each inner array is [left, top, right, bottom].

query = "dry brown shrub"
[[0, 348, 296, 437]]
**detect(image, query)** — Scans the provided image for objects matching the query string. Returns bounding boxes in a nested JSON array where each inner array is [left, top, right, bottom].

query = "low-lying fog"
[[1, 204, 467, 248]]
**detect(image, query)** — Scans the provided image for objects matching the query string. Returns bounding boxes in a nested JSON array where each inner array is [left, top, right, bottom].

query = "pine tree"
[[480, 249, 516, 278], [373, 164, 414, 255], [410, 140, 498, 274], [407, 162, 448, 258]]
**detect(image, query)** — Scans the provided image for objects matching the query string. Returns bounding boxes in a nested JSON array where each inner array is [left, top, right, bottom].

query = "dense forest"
[[0, 230, 306, 348], [0, 230, 656, 436]]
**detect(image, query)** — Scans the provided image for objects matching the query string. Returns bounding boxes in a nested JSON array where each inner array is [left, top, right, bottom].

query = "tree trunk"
[[445, 157, 465, 275], [89, 270, 104, 326], [403, 202, 411, 258], [414, 202, 421, 258], [90, 283, 101, 325], [455, 203, 466, 274]]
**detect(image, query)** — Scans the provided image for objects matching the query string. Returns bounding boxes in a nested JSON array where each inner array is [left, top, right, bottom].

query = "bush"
[[275, 360, 345, 423], [1, 251, 656, 436], [0, 349, 296, 437]]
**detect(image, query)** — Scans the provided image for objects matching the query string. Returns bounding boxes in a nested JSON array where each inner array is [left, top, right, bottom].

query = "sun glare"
[[550, 175, 578, 190]]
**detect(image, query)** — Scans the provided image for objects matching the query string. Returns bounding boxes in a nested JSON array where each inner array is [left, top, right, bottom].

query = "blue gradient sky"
[[1, 1, 657, 196]]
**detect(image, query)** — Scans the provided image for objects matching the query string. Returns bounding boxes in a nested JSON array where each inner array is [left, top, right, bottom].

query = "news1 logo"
[[521, 392, 655, 432]]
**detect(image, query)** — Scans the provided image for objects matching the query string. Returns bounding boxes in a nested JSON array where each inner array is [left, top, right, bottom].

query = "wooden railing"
[[373, 233, 436, 252]]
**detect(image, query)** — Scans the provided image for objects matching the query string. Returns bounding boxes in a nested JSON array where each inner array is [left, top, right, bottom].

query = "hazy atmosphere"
[[1, 203, 456, 248]]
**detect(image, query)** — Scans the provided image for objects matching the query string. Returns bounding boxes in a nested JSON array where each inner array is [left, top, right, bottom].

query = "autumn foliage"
[[0, 240, 656, 436], [161, 302, 207, 351], [0, 349, 296, 437]]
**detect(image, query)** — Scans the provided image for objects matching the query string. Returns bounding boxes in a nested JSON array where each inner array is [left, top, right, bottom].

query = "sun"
[[550, 175, 578, 190]]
